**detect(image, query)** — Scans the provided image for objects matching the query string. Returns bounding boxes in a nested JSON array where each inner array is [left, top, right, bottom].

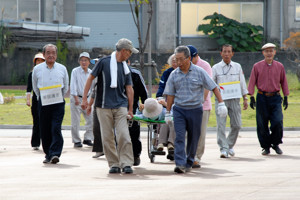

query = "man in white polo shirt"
[[212, 44, 248, 158]]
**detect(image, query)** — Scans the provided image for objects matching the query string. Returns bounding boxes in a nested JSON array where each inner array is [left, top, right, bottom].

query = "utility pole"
[[147, 3, 152, 98]]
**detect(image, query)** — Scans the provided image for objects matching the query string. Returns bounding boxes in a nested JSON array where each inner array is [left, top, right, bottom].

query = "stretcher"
[[130, 116, 168, 163]]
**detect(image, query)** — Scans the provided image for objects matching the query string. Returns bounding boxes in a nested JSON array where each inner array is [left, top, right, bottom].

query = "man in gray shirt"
[[81, 38, 137, 174], [164, 46, 227, 173]]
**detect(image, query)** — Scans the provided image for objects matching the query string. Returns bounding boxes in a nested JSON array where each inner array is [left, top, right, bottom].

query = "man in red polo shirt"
[[248, 43, 289, 156]]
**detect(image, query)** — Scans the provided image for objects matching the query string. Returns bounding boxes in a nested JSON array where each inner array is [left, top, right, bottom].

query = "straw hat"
[[142, 98, 163, 119], [33, 53, 45, 64]]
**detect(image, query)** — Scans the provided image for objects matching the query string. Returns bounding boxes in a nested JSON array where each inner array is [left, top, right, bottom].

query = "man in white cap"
[[248, 43, 289, 156], [81, 38, 137, 174], [70, 52, 94, 148]]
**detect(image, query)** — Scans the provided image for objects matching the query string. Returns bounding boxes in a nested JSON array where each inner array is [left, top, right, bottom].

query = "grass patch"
[[0, 98, 85, 126], [1, 72, 300, 127], [1, 90, 26, 97]]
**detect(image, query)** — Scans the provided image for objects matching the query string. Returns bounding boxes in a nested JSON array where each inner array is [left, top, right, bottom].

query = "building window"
[[0, 0, 40, 22], [296, 0, 300, 20], [181, 2, 263, 36]]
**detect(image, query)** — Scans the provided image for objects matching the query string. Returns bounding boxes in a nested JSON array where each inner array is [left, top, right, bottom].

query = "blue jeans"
[[173, 106, 203, 168], [256, 93, 283, 149], [38, 100, 65, 160]]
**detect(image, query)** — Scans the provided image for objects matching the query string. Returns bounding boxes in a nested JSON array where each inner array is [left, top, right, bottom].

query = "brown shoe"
[[262, 148, 270, 155], [192, 161, 201, 168]]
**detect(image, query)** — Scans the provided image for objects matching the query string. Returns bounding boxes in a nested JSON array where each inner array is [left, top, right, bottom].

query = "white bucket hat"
[[143, 98, 163, 119]]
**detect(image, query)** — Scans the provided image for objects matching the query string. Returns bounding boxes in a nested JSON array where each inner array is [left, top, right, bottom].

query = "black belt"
[[78, 95, 89, 98], [257, 90, 280, 97]]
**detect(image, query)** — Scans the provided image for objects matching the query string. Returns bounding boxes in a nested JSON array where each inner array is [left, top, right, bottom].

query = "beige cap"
[[116, 38, 139, 54], [33, 53, 45, 64], [261, 43, 276, 50]]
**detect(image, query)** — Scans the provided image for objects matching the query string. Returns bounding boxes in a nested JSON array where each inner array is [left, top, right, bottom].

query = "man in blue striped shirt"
[[164, 46, 227, 173]]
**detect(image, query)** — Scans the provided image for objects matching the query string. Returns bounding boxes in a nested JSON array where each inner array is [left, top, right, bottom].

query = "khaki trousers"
[[195, 110, 210, 162], [96, 107, 133, 168]]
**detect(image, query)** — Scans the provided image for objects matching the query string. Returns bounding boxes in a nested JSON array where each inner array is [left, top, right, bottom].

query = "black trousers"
[[92, 107, 103, 152], [129, 121, 142, 157], [38, 100, 65, 160], [31, 99, 40, 147], [256, 93, 283, 149]]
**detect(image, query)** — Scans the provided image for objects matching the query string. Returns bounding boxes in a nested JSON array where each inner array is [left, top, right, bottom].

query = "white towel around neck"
[[110, 51, 130, 88]]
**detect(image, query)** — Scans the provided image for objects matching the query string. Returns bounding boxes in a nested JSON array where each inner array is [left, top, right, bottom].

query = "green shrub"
[[197, 12, 264, 52]]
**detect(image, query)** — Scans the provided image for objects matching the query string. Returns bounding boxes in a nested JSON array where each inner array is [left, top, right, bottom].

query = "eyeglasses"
[[175, 57, 188, 63]]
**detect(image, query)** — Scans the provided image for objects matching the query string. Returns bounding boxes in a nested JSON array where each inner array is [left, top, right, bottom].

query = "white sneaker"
[[157, 143, 164, 151], [228, 148, 235, 156], [220, 150, 228, 158], [92, 152, 104, 158]]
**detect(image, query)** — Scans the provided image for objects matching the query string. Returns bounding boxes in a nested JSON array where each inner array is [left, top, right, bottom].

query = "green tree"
[[56, 39, 68, 66], [197, 12, 263, 52]]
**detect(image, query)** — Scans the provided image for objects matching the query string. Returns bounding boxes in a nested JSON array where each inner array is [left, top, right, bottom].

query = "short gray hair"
[[174, 46, 190, 58], [167, 54, 175, 66], [43, 44, 57, 54]]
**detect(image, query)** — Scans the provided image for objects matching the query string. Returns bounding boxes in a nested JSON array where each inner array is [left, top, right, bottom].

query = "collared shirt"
[[163, 63, 217, 109], [32, 62, 69, 100], [195, 56, 212, 111], [70, 66, 93, 97], [248, 60, 289, 96], [91, 56, 132, 109], [212, 60, 248, 96]]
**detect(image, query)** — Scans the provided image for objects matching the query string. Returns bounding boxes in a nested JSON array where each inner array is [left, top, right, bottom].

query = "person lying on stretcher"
[[136, 98, 175, 160]]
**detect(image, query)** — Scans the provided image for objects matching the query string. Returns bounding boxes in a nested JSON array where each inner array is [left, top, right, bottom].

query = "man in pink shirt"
[[248, 43, 289, 156], [187, 45, 212, 168]]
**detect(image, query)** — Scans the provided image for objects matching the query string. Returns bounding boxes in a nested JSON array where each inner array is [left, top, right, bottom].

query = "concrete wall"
[[0, 48, 297, 85], [155, 0, 177, 52]]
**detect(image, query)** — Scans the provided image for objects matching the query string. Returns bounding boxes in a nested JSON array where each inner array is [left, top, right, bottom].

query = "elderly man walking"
[[81, 38, 137, 174], [248, 43, 289, 156], [212, 44, 248, 158], [32, 44, 69, 164], [164, 46, 227, 173], [70, 52, 94, 148]]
